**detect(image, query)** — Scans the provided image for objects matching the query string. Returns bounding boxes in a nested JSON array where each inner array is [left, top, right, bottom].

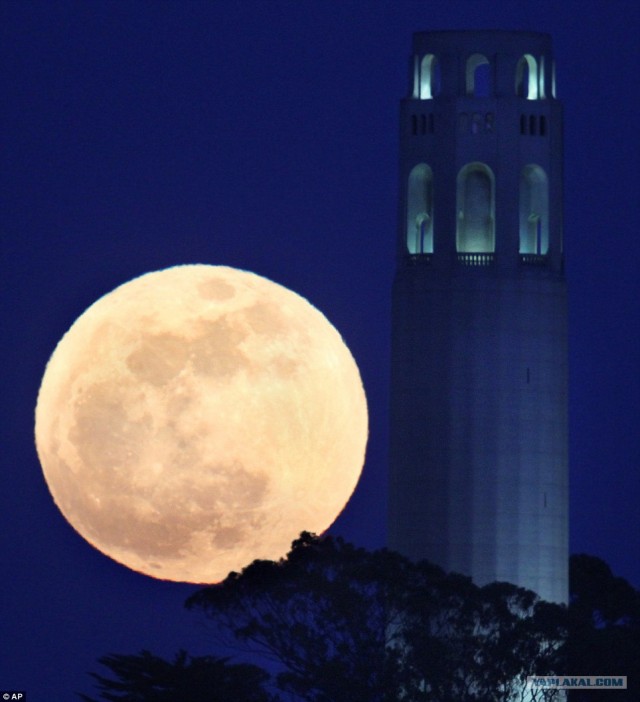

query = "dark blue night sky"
[[1, 2, 638, 699]]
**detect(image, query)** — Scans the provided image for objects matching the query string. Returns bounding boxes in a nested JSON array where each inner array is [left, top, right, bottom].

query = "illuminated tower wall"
[[388, 31, 568, 604]]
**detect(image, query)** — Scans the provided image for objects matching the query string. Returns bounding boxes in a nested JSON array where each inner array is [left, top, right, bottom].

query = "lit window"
[[466, 54, 490, 97], [456, 163, 495, 253], [419, 54, 440, 99], [516, 55, 539, 100], [519, 165, 549, 254], [407, 164, 434, 254], [538, 55, 546, 98]]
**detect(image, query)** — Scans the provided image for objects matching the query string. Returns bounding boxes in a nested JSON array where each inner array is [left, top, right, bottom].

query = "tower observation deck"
[[388, 30, 568, 604]]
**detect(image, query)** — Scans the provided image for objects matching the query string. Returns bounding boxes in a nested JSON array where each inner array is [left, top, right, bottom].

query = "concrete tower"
[[388, 31, 568, 604]]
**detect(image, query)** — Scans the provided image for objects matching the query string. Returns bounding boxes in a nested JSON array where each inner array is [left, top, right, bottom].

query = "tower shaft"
[[388, 31, 568, 604]]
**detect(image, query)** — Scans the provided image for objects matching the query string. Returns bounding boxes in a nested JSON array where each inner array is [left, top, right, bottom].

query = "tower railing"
[[457, 253, 494, 266], [519, 253, 549, 266], [406, 253, 434, 265], [401, 253, 557, 269]]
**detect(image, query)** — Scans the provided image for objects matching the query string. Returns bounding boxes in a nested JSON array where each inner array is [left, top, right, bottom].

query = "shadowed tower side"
[[388, 30, 568, 604]]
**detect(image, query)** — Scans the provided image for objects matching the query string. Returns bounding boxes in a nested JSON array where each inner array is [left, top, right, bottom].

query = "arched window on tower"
[[466, 54, 490, 97], [419, 54, 440, 99], [407, 164, 434, 254], [516, 54, 539, 99], [456, 163, 495, 253], [519, 165, 549, 255]]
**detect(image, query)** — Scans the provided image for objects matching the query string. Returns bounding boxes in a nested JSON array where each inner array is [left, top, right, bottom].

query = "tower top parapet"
[[398, 29, 563, 273], [408, 30, 556, 100]]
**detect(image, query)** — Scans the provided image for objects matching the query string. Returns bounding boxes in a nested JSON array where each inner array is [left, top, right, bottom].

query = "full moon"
[[35, 265, 368, 583]]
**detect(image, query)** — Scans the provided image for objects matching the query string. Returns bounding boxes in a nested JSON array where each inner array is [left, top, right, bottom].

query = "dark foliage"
[[82, 543, 640, 702], [186, 532, 567, 702], [78, 649, 275, 702], [567, 554, 640, 701]]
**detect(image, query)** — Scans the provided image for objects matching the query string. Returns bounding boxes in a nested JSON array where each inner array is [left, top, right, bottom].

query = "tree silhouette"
[[567, 554, 640, 701], [186, 532, 566, 701], [189, 532, 401, 701], [78, 649, 276, 702], [83, 541, 640, 701]]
